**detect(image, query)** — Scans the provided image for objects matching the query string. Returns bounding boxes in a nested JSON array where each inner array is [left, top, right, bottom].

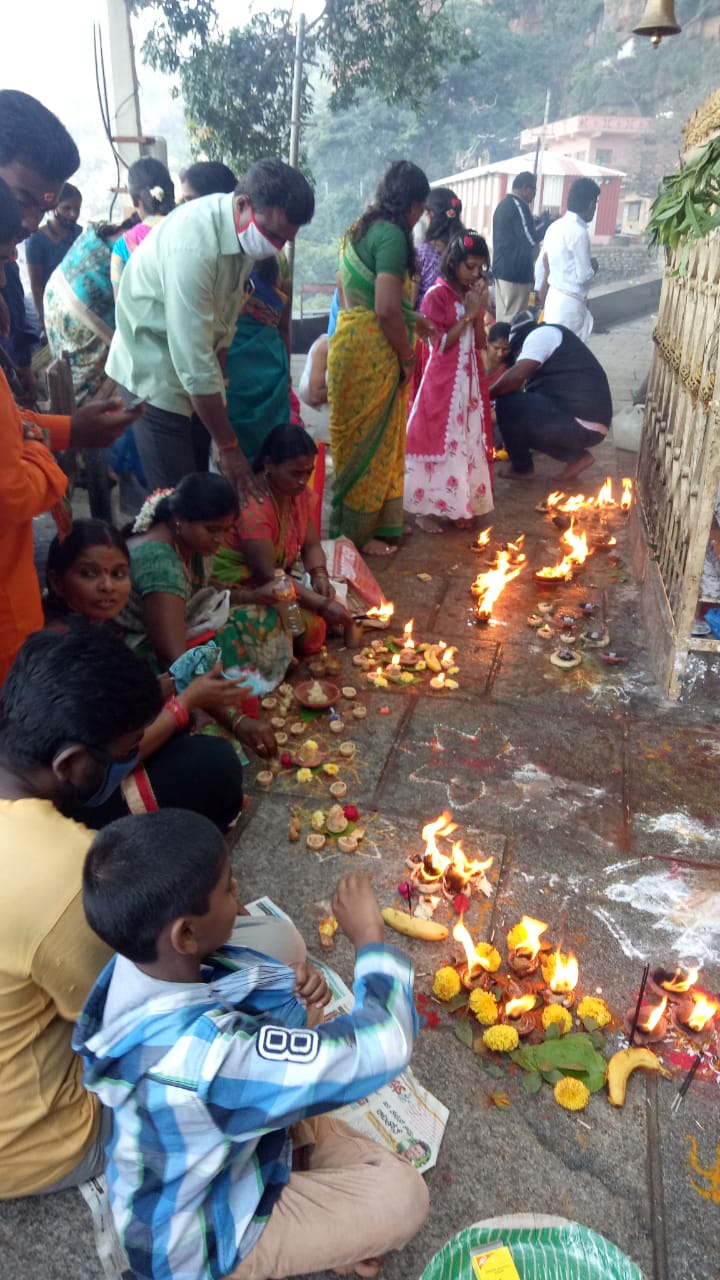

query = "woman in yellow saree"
[[328, 161, 432, 556]]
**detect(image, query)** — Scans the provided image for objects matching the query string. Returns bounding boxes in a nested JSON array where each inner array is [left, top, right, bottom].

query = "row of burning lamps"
[[471, 476, 633, 623], [407, 812, 718, 1039]]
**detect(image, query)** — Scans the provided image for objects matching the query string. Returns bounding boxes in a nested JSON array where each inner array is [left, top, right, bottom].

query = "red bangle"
[[164, 695, 190, 730]]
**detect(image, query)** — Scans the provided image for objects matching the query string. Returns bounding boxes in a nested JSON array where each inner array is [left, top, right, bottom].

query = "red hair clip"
[[463, 234, 474, 248], [450, 198, 460, 207]]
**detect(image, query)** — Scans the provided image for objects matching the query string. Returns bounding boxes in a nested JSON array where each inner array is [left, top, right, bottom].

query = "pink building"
[[432, 153, 624, 245], [520, 115, 650, 174]]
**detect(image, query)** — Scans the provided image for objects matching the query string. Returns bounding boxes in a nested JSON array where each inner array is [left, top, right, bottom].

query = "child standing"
[[405, 231, 494, 533], [74, 810, 428, 1280]]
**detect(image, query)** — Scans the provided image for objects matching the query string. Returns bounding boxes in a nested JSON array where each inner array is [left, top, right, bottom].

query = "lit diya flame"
[[402, 619, 415, 651], [639, 997, 667, 1033], [621, 478, 633, 511], [661, 966, 700, 993], [366, 602, 394, 623], [417, 811, 457, 881], [473, 548, 526, 619], [561, 520, 592, 567], [535, 553, 575, 582], [446, 839, 493, 891], [453, 918, 485, 978], [545, 491, 566, 510], [474, 526, 492, 549], [684, 991, 719, 1032], [509, 915, 548, 961], [545, 948, 580, 993], [440, 645, 457, 669], [594, 476, 617, 508], [557, 493, 589, 513], [505, 994, 536, 1018], [505, 534, 526, 562]]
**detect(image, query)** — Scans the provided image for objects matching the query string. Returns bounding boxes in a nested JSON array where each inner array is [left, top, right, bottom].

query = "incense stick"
[[671, 1052, 704, 1115], [628, 963, 650, 1045]]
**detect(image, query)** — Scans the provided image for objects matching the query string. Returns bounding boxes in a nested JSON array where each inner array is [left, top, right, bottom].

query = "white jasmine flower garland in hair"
[[150, 186, 165, 202], [132, 489, 174, 533]]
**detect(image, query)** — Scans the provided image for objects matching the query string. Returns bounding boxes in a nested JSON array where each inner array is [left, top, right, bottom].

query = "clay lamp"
[[649, 965, 700, 1003], [578, 601, 599, 616], [387, 653, 405, 683], [398, 619, 419, 667], [623, 996, 668, 1044], [408, 811, 457, 894], [534, 557, 574, 588], [453, 918, 494, 991], [672, 990, 719, 1039], [541, 948, 579, 1008], [441, 841, 493, 900], [503, 993, 537, 1037], [507, 916, 549, 977]]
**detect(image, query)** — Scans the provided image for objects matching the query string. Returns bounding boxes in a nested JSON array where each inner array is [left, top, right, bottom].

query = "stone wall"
[[594, 242, 661, 284]]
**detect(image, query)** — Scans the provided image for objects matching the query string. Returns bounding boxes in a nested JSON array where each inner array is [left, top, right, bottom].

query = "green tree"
[[129, 0, 471, 172]]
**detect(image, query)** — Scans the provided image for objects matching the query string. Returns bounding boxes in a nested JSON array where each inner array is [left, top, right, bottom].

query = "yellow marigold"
[[305, 739, 319, 751], [475, 942, 502, 973], [541, 1004, 573, 1034], [483, 1024, 519, 1052], [469, 988, 498, 1025], [577, 996, 611, 1028], [296, 767, 313, 783], [322, 763, 339, 776], [554, 1077, 590, 1111], [400, 671, 414, 684], [432, 966, 462, 1001]]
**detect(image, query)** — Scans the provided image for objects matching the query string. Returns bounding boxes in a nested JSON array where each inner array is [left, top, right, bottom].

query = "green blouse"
[[118, 541, 204, 637]]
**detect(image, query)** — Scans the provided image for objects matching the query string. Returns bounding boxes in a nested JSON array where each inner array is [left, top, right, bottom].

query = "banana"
[[425, 647, 442, 673], [606, 1046, 672, 1106], [381, 907, 448, 941]]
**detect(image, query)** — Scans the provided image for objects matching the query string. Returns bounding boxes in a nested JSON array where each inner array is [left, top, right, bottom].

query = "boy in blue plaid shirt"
[[74, 810, 428, 1280]]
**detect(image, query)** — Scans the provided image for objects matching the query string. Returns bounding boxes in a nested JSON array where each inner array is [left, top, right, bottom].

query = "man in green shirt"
[[106, 158, 314, 503]]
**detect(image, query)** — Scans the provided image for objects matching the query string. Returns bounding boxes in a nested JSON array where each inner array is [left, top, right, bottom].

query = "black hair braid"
[[349, 160, 429, 277]]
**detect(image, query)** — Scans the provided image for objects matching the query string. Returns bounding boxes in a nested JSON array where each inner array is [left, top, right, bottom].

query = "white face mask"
[[236, 206, 284, 259]]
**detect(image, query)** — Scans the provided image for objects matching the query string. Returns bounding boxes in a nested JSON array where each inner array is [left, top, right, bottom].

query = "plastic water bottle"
[[273, 570, 306, 638]]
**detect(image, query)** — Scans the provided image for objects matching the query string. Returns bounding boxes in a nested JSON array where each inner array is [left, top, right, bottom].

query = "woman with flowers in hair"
[[110, 157, 175, 298], [328, 160, 434, 555], [413, 187, 464, 312], [116, 473, 292, 757], [404, 232, 494, 533]]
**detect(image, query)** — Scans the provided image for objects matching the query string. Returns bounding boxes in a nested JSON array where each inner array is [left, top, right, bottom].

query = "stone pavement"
[[3, 312, 719, 1280]]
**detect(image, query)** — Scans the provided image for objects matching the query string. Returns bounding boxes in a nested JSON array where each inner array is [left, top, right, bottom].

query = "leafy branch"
[[646, 134, 720, 254]]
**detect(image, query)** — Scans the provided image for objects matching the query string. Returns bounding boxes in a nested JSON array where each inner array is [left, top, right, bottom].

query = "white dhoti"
[[543, 287, 593, 343]]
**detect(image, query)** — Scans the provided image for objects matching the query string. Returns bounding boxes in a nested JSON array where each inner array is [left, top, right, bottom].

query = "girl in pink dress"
[[405, 232, 494, 532]]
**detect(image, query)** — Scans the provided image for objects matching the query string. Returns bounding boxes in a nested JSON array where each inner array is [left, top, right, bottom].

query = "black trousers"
[[125, 396, 211, 490], [496, 390, 605, 474]]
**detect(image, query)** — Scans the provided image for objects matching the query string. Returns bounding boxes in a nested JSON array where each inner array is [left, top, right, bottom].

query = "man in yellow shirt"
[[0, 627, 161, 1197]]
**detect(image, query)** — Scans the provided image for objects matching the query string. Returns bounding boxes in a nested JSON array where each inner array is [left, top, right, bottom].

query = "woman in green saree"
[[328, 161, 432, 556]]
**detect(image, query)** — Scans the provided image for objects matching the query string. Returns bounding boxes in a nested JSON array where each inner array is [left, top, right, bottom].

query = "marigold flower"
[[400, 671, 414, 684], [577, 996, 611, 1028], [554, 1077, 590, 1111], [296, 767, 313, 783], [305, 739, 319, 751], [541, 1004, 573, 1035], [469, 988, 498, 1025], [432, 966, 462, 1001], [322, 763, 339, 776], [506, 922, 526, 950], [475, 942, 502, 973], [483, 1024, 519, 1052]]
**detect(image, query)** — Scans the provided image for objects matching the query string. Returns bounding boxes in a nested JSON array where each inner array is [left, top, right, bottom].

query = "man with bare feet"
[[492, 313, 612, 483]]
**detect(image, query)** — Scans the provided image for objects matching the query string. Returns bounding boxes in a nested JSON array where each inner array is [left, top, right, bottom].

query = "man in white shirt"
[[492, 313, 612, 484], [535, 178, 600, 343]]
